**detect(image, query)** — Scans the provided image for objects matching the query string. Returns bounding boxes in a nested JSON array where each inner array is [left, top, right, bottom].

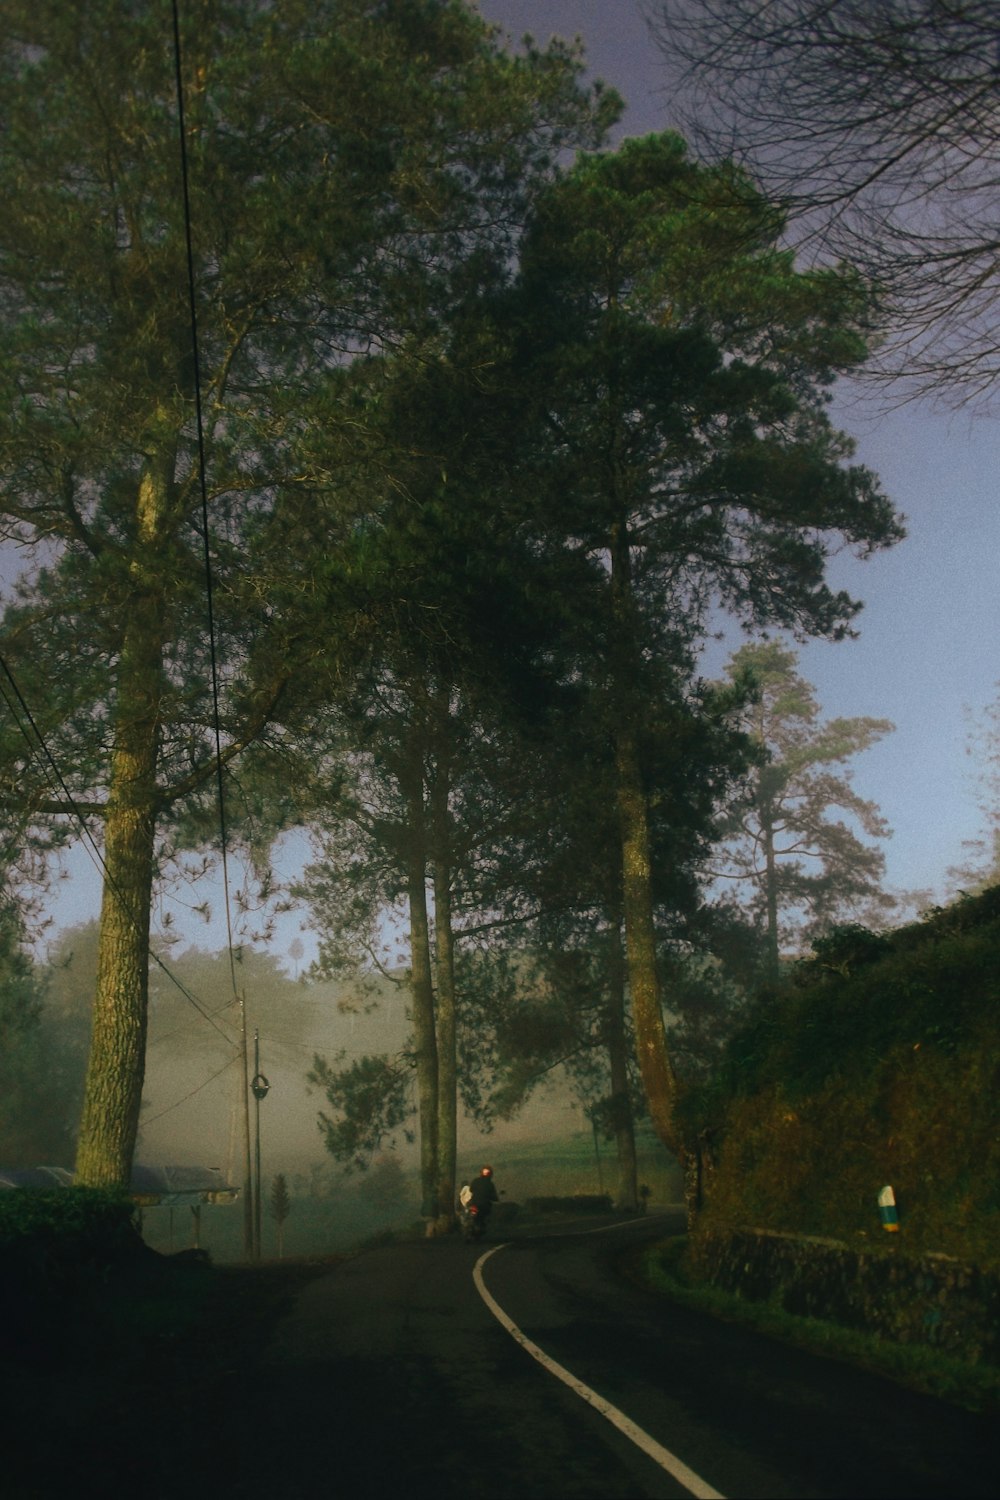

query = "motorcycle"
[[458, 1184, 489, 1242], [460, 1200, 486, 1242]]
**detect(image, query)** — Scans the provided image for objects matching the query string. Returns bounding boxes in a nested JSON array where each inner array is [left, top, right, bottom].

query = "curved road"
[[232, 1213, 997, 1500]]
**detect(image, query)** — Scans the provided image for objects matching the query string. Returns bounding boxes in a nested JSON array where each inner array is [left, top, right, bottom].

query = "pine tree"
[[507, 132, 903, 1160], [269, 1172, 291, 1259], [717, 641, 896, 980]]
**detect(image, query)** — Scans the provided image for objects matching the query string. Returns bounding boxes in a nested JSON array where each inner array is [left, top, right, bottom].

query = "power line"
[[142, 1053, 241, 1125], [171, 4, 255, 1258], [170, 0, 242, 1007], [147, 995, 240, 1049], [0, 652, 239, 1047]]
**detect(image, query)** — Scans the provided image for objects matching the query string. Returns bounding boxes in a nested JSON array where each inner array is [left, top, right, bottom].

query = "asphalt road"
[[230, 1213, 997, 1500]]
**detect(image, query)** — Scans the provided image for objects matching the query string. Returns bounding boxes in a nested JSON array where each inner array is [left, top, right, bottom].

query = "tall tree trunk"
[[605, 915, 638, 1212], [75, 447, 171, 1187], [74, 712, 158, 1186], [614, 725, 681, 1160], [609, 512, 682, 1162], [430, 711, 458, 1235], [432, 851, 457, 1234], [401, 751, 440, 1222]]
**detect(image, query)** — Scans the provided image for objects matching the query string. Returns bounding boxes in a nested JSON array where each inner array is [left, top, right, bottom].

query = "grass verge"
[[625, 1235, 1000, 1415]]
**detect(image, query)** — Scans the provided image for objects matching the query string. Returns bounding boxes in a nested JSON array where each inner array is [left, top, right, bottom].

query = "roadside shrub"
[[695, 889, 1000, 1264], [0, 1187, 144, 1306]]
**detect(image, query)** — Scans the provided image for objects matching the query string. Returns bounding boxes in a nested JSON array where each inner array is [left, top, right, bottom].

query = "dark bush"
[[692, 889, 1000, 1263], [0, 1187, 146, 1352]]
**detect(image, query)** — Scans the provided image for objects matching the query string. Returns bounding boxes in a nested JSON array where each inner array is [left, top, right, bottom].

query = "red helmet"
[[480, 1165, 493, 1177]]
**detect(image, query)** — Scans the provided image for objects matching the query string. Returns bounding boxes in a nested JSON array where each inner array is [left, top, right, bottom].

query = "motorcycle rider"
[[465, 1164, 499, 1228]]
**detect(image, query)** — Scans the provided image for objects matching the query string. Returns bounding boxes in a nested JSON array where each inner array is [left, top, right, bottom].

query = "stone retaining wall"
[[690, 1227, 1000, 1366]]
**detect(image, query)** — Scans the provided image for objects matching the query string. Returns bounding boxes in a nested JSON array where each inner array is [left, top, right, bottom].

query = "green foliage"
[[0, 903, 42, 1053], [660, 949, 750, 1082], [0, 11, 906, 1191], [308, 1051, 414, 1171], [500, 1130, 682, 1204], [692, 889, 1000, 1263], [497, 127, 903, 1157], [0, 0, 615, 1186], [639, 1238, 1000, 1411], [0, 923, 94, 1163], [514, 131, 903, 637], [455, 946, 582, 1125], [0, 1184, 133, 1249]]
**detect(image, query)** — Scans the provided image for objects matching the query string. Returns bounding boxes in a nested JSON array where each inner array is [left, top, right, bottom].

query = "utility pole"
[[251, 1028, 270, 1262], [238, 994, 254, 1260]]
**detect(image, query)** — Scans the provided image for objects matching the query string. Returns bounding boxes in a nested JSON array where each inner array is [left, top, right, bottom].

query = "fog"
[[7, 931, 673, 1260]]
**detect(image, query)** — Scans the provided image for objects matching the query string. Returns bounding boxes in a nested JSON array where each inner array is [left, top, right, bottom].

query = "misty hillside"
[[140, 947, 593, 1185], [5, 930, 680, 1260]]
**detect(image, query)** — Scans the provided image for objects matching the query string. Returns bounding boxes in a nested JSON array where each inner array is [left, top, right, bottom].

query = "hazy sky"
[[35, 1, 1000, 957]]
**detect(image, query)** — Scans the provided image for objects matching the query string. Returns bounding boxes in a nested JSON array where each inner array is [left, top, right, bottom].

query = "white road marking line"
[[474, 1243, 726, 1500]]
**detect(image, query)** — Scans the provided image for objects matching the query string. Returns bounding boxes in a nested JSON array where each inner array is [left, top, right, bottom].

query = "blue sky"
[[27, 2, 1000, 955]]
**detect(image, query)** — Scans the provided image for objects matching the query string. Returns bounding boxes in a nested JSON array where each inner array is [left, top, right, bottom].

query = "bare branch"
[[649, 0, 1000, 403]]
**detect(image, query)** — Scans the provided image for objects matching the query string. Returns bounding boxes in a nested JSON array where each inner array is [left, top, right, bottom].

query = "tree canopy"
[[0, 0, 612, 1186], [0, 7, 909, 1213], [500, 131, 901, 1157]]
